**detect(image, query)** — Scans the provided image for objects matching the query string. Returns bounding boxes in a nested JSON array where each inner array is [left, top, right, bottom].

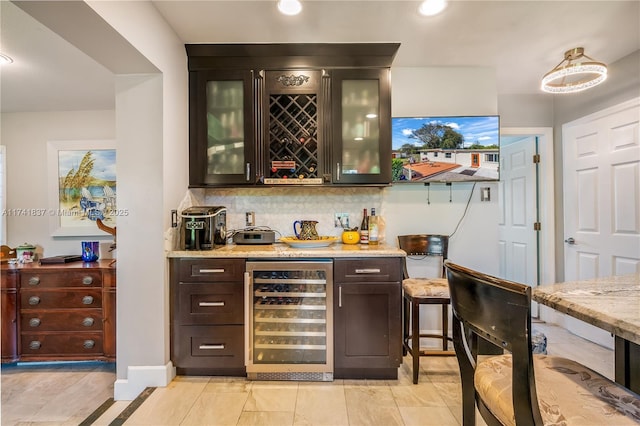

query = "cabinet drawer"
[[20, 289, 102, 309], [172, 325, 244, 369], [21, 309, 103, 331], [178, 259, 245, 282], [334, 258, 402, 283], [20, 332, 103, 355], [21, 271, 102, 288], [177, 283, 243, 325]]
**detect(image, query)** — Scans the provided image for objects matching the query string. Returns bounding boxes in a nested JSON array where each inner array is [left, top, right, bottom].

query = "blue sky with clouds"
[[391, 115, 499, 150], [58, 149, 116, 181]]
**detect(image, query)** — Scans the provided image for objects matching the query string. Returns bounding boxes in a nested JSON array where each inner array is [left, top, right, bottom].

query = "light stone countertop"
[[533, 273, 640, 345], [167, 242, 406, 258]]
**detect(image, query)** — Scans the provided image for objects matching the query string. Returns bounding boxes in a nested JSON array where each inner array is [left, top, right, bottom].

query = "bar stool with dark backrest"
[[398, 235, 455, 384]]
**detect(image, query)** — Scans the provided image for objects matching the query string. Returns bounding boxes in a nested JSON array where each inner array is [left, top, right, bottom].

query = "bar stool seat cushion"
[[402, 278, 449, 298], [475, 354, 640, 426]]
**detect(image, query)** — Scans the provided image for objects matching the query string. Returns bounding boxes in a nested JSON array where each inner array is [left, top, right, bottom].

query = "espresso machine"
[[180, 206, 227, 250]]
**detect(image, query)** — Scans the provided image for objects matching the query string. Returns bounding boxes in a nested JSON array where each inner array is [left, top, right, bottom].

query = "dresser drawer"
[[172, 325, 244, 369], [334, 258, 402, 283], [21, 271, 103, 288], [21, 309, 103, 331], [20, 289, 102, 309], [176, 283, 243, 325], [20, 332, 103, 355], [177, 259, 245, 282]]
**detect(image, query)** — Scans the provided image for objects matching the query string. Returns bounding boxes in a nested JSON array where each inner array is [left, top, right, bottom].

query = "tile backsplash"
[[203, 187, 383, 240]]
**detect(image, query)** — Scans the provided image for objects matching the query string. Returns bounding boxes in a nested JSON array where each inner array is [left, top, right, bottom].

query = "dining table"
[[532, 273, 640, 394]]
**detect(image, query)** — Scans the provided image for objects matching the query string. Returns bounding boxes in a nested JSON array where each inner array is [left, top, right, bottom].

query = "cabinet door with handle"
[[189, 69, 255, 186], [333, 258, 402, 378], [331, 68, 392, 185]]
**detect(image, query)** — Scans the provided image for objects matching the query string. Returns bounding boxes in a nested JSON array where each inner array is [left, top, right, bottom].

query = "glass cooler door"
[[245, 260, 333, 380]]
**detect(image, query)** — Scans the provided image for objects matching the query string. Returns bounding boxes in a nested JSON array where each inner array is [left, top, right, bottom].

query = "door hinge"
[[533, 222, 541, 231], [533, 154, 541, 164]]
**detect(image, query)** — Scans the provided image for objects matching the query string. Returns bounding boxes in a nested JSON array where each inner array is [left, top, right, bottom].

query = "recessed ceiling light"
[[0, 53, 14, 65], [278, 0, 302, 16], [418, 0, 448, 16]]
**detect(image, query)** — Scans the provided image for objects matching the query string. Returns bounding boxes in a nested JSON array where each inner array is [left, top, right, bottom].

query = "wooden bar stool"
[[398, 235, 455, 384]]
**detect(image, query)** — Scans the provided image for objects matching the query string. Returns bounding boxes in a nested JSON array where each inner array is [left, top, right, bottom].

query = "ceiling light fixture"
[[0, 53, 14, 65], [541, 47, 607, 94], [418, 0, 448, 16], [278, 0, 302, 16]]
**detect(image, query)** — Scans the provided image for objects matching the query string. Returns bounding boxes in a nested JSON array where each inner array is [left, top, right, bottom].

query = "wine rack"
[[246, 260, 333, 380], [267, 93, 320, 182]]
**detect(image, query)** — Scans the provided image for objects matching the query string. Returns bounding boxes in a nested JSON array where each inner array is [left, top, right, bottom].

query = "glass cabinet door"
[[332, 69, 392, 184], [189, 70, 254, 186]]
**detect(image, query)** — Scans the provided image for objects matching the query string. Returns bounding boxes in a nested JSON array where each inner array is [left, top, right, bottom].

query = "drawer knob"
[[83, 340, 95, 349], [29, 341, 41, 350], [82, 296, 94, 305], [28, 296, 41, 305], [29, 318, 41, 327], [28, 276, 40, 286], [82, 317, 95, 327], [82, 276, 93, 285]]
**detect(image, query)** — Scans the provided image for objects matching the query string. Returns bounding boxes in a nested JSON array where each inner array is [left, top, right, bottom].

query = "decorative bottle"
[[360, 208, 369, 244], [368, 208, 379, 245]]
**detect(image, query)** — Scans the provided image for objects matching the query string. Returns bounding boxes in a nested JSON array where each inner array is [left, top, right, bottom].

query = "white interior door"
[[498, 136, 538, 292], [562, 98, 640, 346]]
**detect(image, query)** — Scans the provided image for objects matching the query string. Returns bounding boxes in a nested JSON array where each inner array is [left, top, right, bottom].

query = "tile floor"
[[0, 322, 616, 425]]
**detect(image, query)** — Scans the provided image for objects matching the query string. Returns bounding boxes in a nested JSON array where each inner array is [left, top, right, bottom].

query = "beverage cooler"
[[245, 260, 333, 381]]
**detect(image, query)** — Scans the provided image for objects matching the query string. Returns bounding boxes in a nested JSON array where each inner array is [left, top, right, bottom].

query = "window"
[[433, 152, 438, 157], [445, 152, 452, 159], [485, 153, 499, 162]]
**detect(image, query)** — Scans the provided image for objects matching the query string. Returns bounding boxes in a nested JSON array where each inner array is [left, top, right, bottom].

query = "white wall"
[[85, 0, 188, 400], [389, 66, 499, 274], [1, 110, 115, 255]]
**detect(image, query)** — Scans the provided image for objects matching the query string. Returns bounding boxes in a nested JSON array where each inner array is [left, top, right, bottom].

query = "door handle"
[[564, 237, 576, 245]]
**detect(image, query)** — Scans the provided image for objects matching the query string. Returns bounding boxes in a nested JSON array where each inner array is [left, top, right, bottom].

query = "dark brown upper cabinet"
[[331, 68, 392, 185], [186, 43, 399, 188]]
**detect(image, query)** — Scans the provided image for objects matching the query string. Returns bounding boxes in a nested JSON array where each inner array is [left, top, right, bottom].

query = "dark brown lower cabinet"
[[333, 258, 403, 379], [170, 258, 246, 376], [0, 261, 116, 363]]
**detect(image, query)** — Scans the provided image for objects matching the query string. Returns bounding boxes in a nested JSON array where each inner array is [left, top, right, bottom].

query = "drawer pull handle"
[[28, 277, 40, 286], [82, 296, 94, 305], [29, 341, 41, 350], [28, 296, 41, 305], [199, 268, 225, 274], [82, 276, 94, 285], [83, 340, 95, 349], [199, 344, 225, 350], [82, 317, 95, 327], [355, 268, 381, 274], [199, 301, 225, 307], [29, 318, 41, 327]]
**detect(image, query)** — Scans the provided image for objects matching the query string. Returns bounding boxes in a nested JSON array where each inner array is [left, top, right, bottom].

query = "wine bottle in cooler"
[[360, 208, 369, 244]]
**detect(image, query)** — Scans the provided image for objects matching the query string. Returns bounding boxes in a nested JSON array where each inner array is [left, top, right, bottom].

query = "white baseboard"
[[114, 361, 177, 400]]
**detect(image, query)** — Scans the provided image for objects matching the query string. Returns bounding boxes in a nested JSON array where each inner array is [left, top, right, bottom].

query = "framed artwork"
[[47, 140, 117, 237]]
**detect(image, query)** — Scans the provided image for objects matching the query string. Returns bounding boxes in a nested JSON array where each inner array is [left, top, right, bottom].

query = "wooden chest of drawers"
[[170, 258, 245, 375], [1, 260, 116, 363]]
